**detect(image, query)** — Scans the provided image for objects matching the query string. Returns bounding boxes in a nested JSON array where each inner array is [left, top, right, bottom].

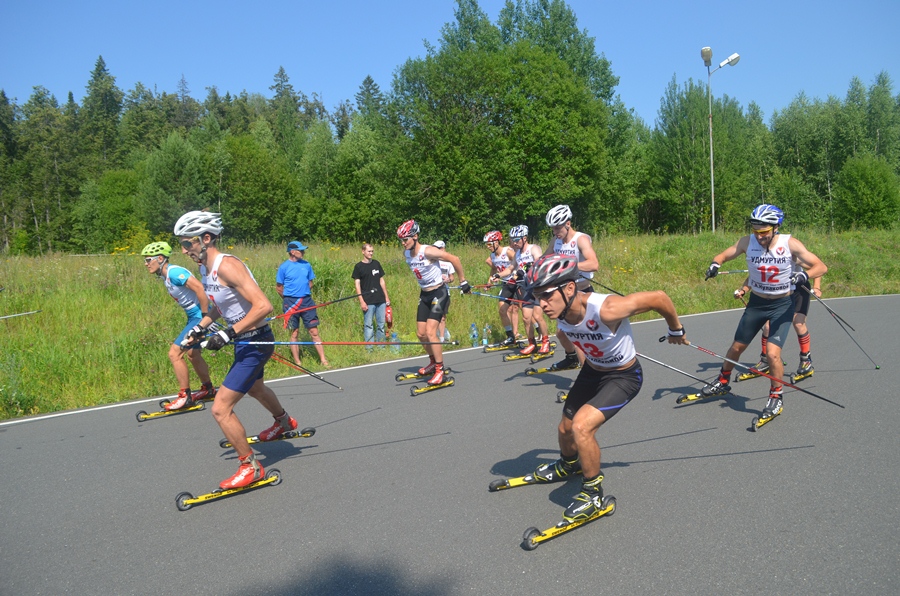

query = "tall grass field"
[[1, 229, 897, 420]]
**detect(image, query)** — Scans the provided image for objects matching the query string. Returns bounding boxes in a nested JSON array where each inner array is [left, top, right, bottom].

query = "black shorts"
[[515, 283, 535, 309], [417, 285, 450, 323], [499, 282, 517, 301], [563, 359, 643, 421], [734, 294, 793, 348], [793, 280, 811, 316]]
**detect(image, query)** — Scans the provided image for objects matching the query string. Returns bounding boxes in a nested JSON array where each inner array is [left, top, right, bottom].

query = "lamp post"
[[701, 47, 740, 232]]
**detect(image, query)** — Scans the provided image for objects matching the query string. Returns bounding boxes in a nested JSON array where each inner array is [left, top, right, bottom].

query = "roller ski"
[[751, 393, 784, 431], [676, 374, 731, 404], [158, 384, 217, 409], [409, 364, 455, 396], [522, 475, 615, 550], [488, 456, 582, 492], [483, 336, 523, 353], [792, 355, 814, 383], [136, 400, 205, 422], [522, 495, 616, 550], [525, 352, 580, 376], [175, 453, 281, 511], [395, 366, 452, 382], [556, 391, 568, 403], [219, 427, 316, 449], [735, 356, 784, 382]]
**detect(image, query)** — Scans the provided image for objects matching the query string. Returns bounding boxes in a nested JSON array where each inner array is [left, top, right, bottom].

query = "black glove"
[[704, 262, 720, 280], [790, 270, 809, 286], [514, 268, 526, 281], [202, 327, 236, 351], [459, 280, 472, 294], [180, 324, 209, 347]]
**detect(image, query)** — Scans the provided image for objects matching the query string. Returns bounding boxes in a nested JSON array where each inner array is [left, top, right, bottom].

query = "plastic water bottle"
[[470, 323, 479, 347], [391, 331, 400, 354], [482, 324, 491, 347]]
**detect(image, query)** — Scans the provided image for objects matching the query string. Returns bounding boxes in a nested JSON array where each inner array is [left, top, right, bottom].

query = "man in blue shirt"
[[276, 241, 329, 368]]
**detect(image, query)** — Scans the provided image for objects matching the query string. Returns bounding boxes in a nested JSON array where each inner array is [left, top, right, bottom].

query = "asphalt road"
[[1, 295, 897, 596]]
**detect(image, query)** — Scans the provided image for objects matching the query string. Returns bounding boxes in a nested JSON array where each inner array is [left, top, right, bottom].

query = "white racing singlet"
[[552, 232, 594, 279], [515, 244, 538, 269], [405, 245, 444, 289], [490, 248, 514, 280], [164, 265, 201, 318], [203, 253, 257, 326], [557, 293, 636, 369], [746, 234, 793, 296]]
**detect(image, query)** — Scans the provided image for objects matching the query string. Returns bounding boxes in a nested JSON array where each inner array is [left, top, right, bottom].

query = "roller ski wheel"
[[521, 495, 616, 550], [751, 402, 783, 432], [409, 377, 455, 396], [395, 368, 451, 382], [175, 468, 282, 511], [219, 427, 316, 449], [556, 391, 568, 403], [136, 402, 205, 422]]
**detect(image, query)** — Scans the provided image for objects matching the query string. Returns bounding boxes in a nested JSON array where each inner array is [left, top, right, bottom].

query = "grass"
[[1, 229, 897, 420]]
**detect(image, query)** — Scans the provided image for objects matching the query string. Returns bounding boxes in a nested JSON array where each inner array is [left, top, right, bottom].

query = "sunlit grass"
[[2, 228, 897, 419]]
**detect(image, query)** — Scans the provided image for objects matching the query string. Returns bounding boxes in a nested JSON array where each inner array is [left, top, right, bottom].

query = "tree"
[[834, 153, 900, 229], [81, 56, 123, 170]]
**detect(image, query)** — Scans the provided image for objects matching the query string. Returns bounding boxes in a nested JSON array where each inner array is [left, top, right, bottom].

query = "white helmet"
[[174, 211, 224, 237], [510, 225, 529, 239], [545, 204, 572, 227]]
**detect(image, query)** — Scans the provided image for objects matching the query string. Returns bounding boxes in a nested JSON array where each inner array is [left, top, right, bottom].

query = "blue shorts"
[[222, 330, 274, 394], [174, 315, 202, 351], [283, 295, 319, 330], [734, 294, 794, 348]]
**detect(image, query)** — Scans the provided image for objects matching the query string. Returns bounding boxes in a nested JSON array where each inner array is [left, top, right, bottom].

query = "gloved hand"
[[704, 262, 720, 280], [180, 324, 209, 347], [459, 280, 472, 294], [202, 327, 236, 351], [514, 268, 526, 281], [790, 270, 809, 286]]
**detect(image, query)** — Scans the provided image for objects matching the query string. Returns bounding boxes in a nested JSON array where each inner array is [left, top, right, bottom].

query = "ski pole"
[[236, 340, 460, 347], [270, 352, 343, 390], [717, 269, 749, 275], [661, 337, 844, 408], [272, 291, 374, 326], [801, 286, 879, 369], [470, 291, 531, 305], [635, 352, 710, 386], [733, 289, 747, 308], [587, 278, 624, 296], [801, 285, 854, 331], [0, 309, 42, 321]]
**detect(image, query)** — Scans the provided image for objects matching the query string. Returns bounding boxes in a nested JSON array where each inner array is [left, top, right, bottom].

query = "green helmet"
[[141, 242, 172, 257]]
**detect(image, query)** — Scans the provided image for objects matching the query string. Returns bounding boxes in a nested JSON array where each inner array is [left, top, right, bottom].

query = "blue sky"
[[2, 0, 898, 127]]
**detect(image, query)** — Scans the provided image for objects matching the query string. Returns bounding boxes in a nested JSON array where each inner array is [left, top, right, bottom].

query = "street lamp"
[[701, 47, 740, 232]]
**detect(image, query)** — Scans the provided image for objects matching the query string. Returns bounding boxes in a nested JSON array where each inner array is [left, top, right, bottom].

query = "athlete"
[[175, 211, 299, 490], [433, 240, 454, 342], [735, 265, 822, 382], [397, 220, 471, 385], [526, 254, 687, 522], [703, 204, 827, 422], [141, 242, 216, 411], [545, 204, 599, 371], [484, 230, 520, 346], [508, 225, 551, 356]]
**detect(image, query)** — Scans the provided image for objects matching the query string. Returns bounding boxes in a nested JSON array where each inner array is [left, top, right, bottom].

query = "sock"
[[798, 332, 810, 355], [760, 335, 768, 358]]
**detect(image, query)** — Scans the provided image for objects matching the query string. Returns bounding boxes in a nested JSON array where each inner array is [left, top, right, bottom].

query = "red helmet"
[[397, 220, 420, 239], [483, 230, 503, 243], [526, 254, 580, 289]]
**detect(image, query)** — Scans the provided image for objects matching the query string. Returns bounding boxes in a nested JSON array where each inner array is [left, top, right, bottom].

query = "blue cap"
[[287, 241, 308, 252]]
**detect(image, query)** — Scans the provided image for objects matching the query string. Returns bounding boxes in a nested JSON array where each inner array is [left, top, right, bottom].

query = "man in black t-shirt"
[[352, 243, 391, 348]]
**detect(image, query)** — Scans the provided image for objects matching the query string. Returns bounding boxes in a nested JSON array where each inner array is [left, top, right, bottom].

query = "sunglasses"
[[752, 226, 774, 235], [534, 286, 562, 302], [144, 256, 157, 264], [180, 236, 201, 249]]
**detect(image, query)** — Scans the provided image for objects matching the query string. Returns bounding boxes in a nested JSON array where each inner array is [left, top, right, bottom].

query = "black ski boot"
[[563, 474, 604, 523], [793, 353, 814, 382], [549, 352, 579, 371], [531, 455, 581, 483]]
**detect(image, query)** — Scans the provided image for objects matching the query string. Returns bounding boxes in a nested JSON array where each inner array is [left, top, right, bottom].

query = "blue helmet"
[[750, 204, 784, 226]]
